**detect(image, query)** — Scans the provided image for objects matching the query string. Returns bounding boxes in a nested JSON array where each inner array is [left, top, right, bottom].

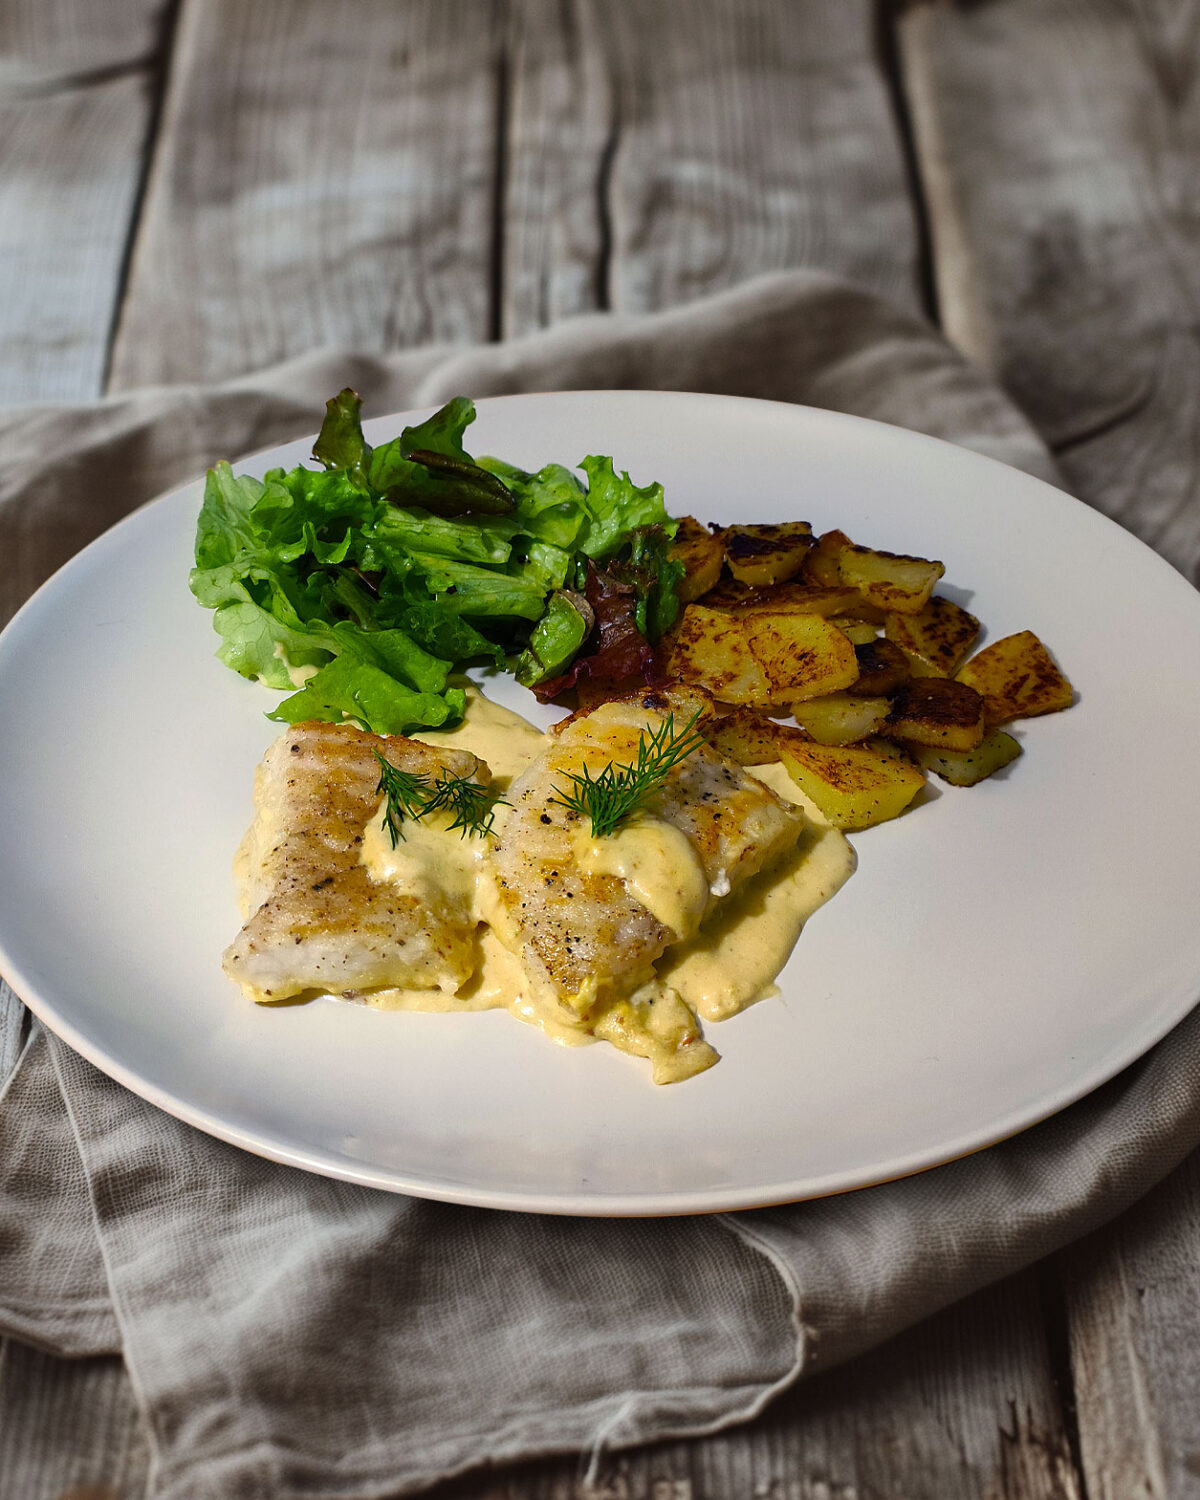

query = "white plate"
[[2, 391, 1200, 1216]]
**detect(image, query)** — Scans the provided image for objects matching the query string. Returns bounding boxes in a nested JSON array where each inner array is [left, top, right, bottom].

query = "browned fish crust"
[[224, 721, 485, 1001]]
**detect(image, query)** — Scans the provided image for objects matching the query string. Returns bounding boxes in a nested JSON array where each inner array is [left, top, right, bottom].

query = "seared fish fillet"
[[489, 695, 804, 1007], [224, 721, 485, 1002]]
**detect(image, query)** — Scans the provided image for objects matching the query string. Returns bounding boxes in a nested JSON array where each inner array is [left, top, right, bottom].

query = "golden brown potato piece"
[[887, 678, 985, 751], [791, 693, 892, 746], [956, 631, 1074, 725], [781, 741, 925, 830], [912, 730, 1022, 786], [701, 707, 810, 766], [851, 638, 910, 695], [719, 582, 862, 618], [670, 517, 726, 604], [803, 529, 944, 615], [721, 521, 813, 587], [802, 529, 853, 588], [829, 617, 878, 645], [885, 595, 980, 676], [668, 604, 859, 707], [834, 541, 945, 615]]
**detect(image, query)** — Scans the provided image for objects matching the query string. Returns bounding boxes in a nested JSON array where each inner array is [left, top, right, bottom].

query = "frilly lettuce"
[[190, 391, 680, 733]]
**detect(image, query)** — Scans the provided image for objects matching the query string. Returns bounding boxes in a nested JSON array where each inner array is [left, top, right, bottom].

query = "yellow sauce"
[[658, 763, 854, 1022], [577, 817, 710, 939], [414, 685, 547, 790], [301, 690, 854, 1078]]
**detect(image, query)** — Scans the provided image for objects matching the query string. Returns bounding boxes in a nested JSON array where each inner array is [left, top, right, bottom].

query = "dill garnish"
[[549, 712, 707, 839], [373, 752, 504, 846]]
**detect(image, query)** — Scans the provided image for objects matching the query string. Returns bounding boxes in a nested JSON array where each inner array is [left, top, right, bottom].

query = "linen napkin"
[[2, 271, 1199, 1500]]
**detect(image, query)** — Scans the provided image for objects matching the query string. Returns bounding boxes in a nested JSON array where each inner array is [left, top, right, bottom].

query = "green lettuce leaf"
[[267, 654, 464, 735]]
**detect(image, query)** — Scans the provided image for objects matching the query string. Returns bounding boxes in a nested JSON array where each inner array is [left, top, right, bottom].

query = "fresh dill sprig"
[[549, 711, 708, 839], [373, 754, 431, 848], [422, 770, 505, 840], [373, 751, 504, 847]]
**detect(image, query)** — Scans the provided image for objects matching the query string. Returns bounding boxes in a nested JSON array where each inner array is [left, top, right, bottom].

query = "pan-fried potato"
[[830, 616, 878, 645], [802, 529, 852, 588], [803, 529, 944, 614], [668, 604, 859, 706], [911, 730, 1022, 786], [956, 631, 1074, 724], [885, 595, 980, 676], [886, 678, 985, 751], [791, 693, 892, 746], [780, 741, 925, 830], [721, 521, 813, 587], [669, 516, 725, 604], [718, 582, 862, 618], [850, 639, 910, 694], [701, 707, 810, 766], [833, 540, 945, 615]]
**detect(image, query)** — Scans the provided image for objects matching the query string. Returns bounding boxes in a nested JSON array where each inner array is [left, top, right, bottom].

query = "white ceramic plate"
[[3, 391, 1200, 1216]]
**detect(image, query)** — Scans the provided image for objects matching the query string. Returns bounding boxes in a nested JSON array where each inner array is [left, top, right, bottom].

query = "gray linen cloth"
[[3, 271, 1199, 1498]]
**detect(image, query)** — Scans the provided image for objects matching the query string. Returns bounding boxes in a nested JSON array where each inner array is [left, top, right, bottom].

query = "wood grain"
[[592, 0, 922, 319], [0, 0, 167, 403], [107, 0, 504, 389], [898, 0, 1200, 581], [1058, 1152, 1200, 1500]]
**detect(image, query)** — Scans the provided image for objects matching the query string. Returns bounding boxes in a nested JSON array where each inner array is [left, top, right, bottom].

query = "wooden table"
[[3, 2, 1198, 1495]]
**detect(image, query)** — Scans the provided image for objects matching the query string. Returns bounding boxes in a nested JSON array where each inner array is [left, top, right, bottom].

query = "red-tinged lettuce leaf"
[[530, 561, 662, 701]]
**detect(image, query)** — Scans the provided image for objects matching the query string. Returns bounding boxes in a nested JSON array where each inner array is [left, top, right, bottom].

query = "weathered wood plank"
[[0, 1342, 149, 1500], [502, 0, 922, 336], [107, 0, 504, 390], [1057, 1151, 1200, 1500], [430, 1270, 1079, 1500], [0, 0, 167, 404], [898, 0, 1200, 580]]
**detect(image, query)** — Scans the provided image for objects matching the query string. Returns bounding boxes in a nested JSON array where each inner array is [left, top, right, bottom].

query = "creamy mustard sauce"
[[288, 689, 855, 1077], [659, 761, 856, 1022], [577, 817, 710, 939], [414, 685, 547, 790]]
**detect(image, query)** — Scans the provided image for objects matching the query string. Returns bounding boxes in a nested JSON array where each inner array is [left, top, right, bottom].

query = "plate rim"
[[2, 387, 1199, 1216]]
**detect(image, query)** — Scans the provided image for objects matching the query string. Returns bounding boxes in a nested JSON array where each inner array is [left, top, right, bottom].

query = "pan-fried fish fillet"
[[488, 694, 805, 1010], [224, 721, 486, 1002]]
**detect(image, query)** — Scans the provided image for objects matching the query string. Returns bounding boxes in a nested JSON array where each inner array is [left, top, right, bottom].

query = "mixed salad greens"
[[190, 391, 684, 733]]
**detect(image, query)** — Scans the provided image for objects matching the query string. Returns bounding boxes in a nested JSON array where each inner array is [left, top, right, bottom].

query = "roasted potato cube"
[[834, 541, 945, 614], [695, 575, 758, 610], [781, 742, 925, 830], [851, 638, 910, 695], [670, 516, 726, 604], [885, 595, 980, 675], [722, 521, 813, 587], [743, 610, 860, 704], [911, 730, 1022, 786], [725, 583, 862, 618], [702, 707, 809, 766], [666, 606, 772, 704], [801, 528, 853, 587], [791, 693, 891, 746], [863, 735, 917, 766], [830, 616, 878, 645], [956, 631, 1074, 724], [887, 678, 985, 751], [668, 605, 859, 707]]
